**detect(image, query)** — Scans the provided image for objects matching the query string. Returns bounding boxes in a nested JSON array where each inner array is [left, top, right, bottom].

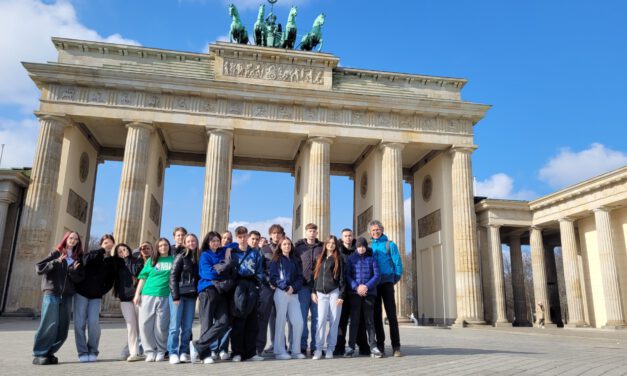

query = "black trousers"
[[374, 282, 401, 351], [231, 302, 259, 360], [335, 294, 370, 354], [194, 287, 230, 360], [256, 284, 276, 353], [348, 294, 376, 350]]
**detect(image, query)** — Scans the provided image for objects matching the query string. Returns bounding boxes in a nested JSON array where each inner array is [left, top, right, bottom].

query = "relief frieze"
[[222, 58, 324, 85]]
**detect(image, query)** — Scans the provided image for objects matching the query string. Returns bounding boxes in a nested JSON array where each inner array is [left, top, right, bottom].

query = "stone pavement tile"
[[2, 319, 627, 375]]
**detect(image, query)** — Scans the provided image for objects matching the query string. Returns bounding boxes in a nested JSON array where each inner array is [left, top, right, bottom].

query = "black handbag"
[[212, 258, 237, 294], [178, 271, 197, 296]]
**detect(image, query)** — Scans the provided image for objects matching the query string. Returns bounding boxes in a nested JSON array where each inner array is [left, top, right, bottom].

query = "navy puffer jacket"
[[345, 250, 380, 297]]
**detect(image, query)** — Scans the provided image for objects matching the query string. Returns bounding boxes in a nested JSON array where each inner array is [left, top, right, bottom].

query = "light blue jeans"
[[315, 288, 342, 353], [167, 295, 196, 355], [73, 294, 102, 356], [297, 286, 318, 351], [33, 294, 73, 357]]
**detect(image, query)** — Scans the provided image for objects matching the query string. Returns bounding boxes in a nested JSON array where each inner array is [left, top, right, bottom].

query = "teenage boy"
[[294, 223, 323, 355], [171, 227, 187, 256], [257, 224, 285, 355], [369, 220, 403, 358], [335, 228, 370, 356], [229, 226, 265, 362]]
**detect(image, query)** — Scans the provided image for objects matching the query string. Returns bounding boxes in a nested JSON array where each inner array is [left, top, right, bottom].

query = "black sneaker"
[[47, 355, 58, 364], [344, 347, 355, 358], [333, 348, 344, 356], [370, 347, 383, 358], [32, 356, 51, 365]]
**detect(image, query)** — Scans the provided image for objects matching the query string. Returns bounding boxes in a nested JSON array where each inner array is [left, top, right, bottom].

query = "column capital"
[[449, 144, 478, 155], [558, 217, 576, 224], [125, 121, 154, 132], [487, 224, 501, 230], [34, 112, 71, 128], [593, 206, 612, 214], [530, 225, 542, 231], [307, 136, 334, 145], [206, 127, 234, 137], [378, 141, 405, 151]]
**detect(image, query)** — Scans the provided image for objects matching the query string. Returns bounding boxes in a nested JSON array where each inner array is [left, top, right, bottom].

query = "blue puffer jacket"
[[197, 248, 227, 293], [346, 250, 379, 296], [269, 254, 303, 293], [371, 234, 403, 284]]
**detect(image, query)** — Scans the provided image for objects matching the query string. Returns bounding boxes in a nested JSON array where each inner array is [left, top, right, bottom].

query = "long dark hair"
[[201, 231, 222, 251], [272, 237, 295, 262], [113, 243, 132, 260], [313, 235, 340, 280], [55, 231, 84, 259], [152, 237, 171, 266]]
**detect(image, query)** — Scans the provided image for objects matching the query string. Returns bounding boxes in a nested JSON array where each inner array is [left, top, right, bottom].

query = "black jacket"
[[36, 250, 84, 297], [260, 242, 280, 285], [294, 238, 323, 285], [112, 254, 144, 302], [313, 253, 346, 300], [75, 248, 115, 299], [169, 251, 198, 300]]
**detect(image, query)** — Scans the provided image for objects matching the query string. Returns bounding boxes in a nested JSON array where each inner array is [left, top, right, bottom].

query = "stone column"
[[530, 226, 552, 325], [200, 128, 233, 236], [450, 146, 485, 326], [113, 122, 153, 247], [509, 234, 529, 326], [5, 114, 69, 313], [558, 218, 586, 327], [303, 137, 332, 239], [488, 225, 509, 325], [380, 142, 408, 317], [593, 207, 626, 328]]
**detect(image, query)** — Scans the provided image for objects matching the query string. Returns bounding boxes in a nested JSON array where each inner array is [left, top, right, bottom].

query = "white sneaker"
[[232, 355, 242, 362], [145, 353, 156, 362], [155, 352, 165, 362], [219, 351, 230, 360], [312, 350, 322, 360], [275, 353, 291, 360], [88, 354, 97, 362], [179, 353, 189, 363], [79, 355, 89, 363], [250, 355, 264, 361], [189, 341, 198, 363], [210, 351, 218, 360], [203, 357, 215, 364], [169, 354, 180, 364], [292, 353, 306, 359], [325, 352, 334, 359]]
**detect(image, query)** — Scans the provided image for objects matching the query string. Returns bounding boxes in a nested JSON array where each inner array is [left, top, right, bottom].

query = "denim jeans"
[[73, 294, 102, 356], [167, 295, 196, 355], [315, 288, 342, 352], [33, 294, 73, 357], [297, 285, 317, 351]]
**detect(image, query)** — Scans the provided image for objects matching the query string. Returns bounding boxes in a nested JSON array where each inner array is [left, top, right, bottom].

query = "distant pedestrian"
[[536, 301, 545, 329]]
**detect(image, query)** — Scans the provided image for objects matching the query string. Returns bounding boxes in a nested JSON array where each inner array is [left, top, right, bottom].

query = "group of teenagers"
[[31, 219, 404, 366]]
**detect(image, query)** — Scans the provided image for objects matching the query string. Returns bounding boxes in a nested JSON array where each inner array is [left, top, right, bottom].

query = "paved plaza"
[[1, 317, 627, 375]]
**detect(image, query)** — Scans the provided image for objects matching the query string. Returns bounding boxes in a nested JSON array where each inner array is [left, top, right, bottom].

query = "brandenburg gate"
[[4, 37, 490, 325]]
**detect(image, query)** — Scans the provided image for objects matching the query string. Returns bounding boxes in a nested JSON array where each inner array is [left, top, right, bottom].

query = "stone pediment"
[[210, 42, 338, 91]]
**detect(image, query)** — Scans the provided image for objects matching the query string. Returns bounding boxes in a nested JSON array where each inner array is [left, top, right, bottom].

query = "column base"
[[534, 323, 557, 329], [452, 318, 487, 328], [565, 321, 587, 328], [492, 320, 513, 327], [602, 321, 627, 329]]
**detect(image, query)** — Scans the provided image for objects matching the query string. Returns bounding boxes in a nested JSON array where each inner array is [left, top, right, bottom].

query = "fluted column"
[[380, 142, 407, 316], [200, 128, 233, 236], [488, 225, 508, 325], [113, 122, 153, 247], [530, 226, 552, 325], [450, 146, 485, 326], [5, 114, 69, 313], [593, 207, 626, 328], [558, 218, 586, 327], [509, 234, 529, 326], [303, 137, 332, 239]]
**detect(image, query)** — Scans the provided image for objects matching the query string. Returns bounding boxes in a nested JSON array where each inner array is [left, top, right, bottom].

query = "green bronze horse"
[[281, 6, 297, 49], [253, 4, 267, 46], [300, 13, 324, 51], [228, 4, 249, 44]]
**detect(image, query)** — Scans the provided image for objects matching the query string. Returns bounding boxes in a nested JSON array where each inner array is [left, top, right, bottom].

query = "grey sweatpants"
[[138, 295, 169, 356]]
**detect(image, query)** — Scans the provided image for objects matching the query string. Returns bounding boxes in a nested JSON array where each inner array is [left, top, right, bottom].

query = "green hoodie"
[[137, 256, 174, 297]]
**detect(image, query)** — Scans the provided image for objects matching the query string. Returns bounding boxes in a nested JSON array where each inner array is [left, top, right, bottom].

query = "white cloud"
[[0, 0, 139, 111], [0, 117, 39, 168], [231, 171, 252, 187], [474, 173, 537, 200], [229, 216, 293, 238], [538, 143, 627, 189]]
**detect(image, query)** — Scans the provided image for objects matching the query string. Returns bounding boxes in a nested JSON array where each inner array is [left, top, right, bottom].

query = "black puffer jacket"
[[36, 250, 85, 297], [313, 253, 346, 300], [112, 254, 144, 302], [75, 248, 115, 299], [169, 251, 198, 300]]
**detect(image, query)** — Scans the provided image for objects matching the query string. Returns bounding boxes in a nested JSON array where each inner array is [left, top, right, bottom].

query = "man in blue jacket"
[[368, 219, 402, 357]]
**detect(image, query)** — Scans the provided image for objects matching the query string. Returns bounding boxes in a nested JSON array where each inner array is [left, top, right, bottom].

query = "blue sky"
[[1, 0, 626, 247]]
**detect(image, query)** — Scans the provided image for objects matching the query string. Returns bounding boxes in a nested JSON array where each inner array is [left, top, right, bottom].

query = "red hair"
[[55, 231, 84, 259], [313, 235, 340, 280]]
